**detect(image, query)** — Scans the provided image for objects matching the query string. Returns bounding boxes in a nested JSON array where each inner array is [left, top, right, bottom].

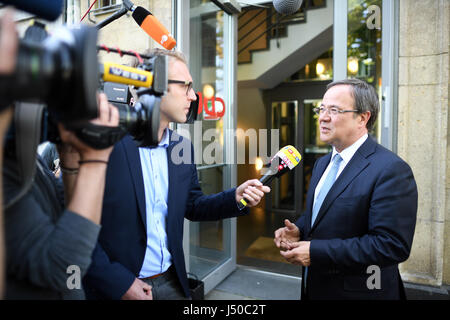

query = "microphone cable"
[[80, 0, 98, 22]]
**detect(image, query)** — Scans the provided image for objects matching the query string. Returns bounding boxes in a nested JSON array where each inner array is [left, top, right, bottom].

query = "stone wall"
[[80, 0, 173, 65], [398, 0, 449, 287]]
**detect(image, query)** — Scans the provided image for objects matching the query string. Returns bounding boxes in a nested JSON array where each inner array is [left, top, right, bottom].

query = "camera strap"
[[74, 123, 127, 150], [4, 102, 45, 209]]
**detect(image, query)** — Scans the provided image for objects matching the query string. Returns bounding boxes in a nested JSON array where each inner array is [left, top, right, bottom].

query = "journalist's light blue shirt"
[[138, 128, 172, 278]]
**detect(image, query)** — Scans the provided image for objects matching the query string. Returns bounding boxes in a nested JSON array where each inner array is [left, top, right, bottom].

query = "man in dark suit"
[[83, 49, 270, 300], [274, 79, 417, 300]]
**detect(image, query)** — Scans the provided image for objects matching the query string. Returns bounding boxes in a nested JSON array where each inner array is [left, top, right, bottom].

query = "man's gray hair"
[[326, 78, 379, 131]]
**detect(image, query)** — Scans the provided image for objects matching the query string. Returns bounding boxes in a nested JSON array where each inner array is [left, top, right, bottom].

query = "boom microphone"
[[132, 6, 176, 50], [240, 145, 302, 207], [0, 0, 64, 21], [273, 0, 303, 15]]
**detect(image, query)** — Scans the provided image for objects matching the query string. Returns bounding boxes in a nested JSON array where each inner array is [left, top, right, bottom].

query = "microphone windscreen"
[[273, 0, 303, 15], [132, 6, 176, 50], [132, 6, 149, 26], [276, 145, 302, 170], [1, 0, 63, 21]]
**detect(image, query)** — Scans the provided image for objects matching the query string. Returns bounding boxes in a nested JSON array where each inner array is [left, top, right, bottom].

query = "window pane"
[[347, 0, 382, 139], [187, 4, 230, 279], [285, 47, 333, 82], [185, 9, 225, 167]]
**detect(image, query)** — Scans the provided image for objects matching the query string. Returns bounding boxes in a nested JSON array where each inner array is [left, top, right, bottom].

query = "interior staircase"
[[237, 0, 333, 89]]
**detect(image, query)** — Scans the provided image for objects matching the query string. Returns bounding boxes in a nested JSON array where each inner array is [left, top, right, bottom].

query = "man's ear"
[[359, 111, 371, 128]]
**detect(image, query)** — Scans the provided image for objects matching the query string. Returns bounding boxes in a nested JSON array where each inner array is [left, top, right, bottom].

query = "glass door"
[[236, 82, 329, 276], [270, 100, 299, 213], [176, 0, 237, 294]]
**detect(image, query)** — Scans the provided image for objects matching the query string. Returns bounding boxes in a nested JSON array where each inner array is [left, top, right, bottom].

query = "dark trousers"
[[141, 266, 190, 300]]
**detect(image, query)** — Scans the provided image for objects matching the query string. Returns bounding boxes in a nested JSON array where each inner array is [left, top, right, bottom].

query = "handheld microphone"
[[240, 145, 302, 207], [0, 0, 64, 21], [273, 0, 303, 15], [132, 6, 176, 50]]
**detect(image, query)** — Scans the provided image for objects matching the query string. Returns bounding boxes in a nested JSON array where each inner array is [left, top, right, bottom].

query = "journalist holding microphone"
[[274, 79, 418, 300], [83, 48, 271, 300]]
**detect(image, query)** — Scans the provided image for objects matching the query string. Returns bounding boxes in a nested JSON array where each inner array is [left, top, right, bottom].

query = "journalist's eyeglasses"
[[313, 106, 359, 116], [168, 80, 193, 96]]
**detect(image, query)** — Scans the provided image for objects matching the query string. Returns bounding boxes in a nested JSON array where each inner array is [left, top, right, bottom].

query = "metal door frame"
[[174, 0, 238, 295]]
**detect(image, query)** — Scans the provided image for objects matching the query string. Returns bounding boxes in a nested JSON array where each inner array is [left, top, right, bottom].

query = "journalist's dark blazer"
[[296, 136, 417, 300], [83, 131, 248, 300]]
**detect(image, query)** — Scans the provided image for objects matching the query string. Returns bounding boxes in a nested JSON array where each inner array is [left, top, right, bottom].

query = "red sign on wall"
[[196, 91, 226, 120]]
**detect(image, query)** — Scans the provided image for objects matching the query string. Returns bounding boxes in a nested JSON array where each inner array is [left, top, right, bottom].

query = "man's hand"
[[121, 278, 153, 300], [57, 93, 119, 163], [279, 241, 311, 266], [57, 93, 119, 171], [235, 179, 270, 207], [274, 219, 300, 251], [58, 93, 119, 223]]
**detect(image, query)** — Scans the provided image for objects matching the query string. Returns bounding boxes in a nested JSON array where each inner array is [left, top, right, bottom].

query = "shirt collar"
[[158, 128, 170, 148], [332, 133, 368, 165]]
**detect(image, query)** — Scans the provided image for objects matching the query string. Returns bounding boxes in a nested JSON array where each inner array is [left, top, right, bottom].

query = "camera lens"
[[0, 25, 99, 124], [115, 94, 160, 147]]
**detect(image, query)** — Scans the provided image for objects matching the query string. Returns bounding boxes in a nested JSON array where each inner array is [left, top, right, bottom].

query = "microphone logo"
[[109, 66, 148, 82], [161, 35, 168, 45]]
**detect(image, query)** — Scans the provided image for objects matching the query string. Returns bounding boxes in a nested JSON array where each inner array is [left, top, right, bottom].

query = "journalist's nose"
[[188, 87, 197, 101]]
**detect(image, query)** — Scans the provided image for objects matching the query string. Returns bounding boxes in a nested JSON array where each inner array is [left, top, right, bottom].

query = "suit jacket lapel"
[[310, 137, 376, 231], [122, 136, 147, 228], [165, 130, 194, 232], [166, 131, 177, 225]]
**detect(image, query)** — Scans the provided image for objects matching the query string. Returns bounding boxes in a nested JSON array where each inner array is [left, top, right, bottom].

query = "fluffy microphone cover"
[[273, 0, 303, 15]]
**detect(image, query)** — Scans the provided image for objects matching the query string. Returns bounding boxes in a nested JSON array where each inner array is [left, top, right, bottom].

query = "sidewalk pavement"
[[205, 266, 301, 300], [205, 265, 450, 300]]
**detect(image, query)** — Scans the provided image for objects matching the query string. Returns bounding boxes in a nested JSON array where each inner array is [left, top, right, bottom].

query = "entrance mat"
[[244, 236, 289, 264]]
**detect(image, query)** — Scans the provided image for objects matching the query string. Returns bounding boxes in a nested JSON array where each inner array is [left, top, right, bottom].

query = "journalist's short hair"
[[131, 48, 187, 68], [326, 79, 379, 131]]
